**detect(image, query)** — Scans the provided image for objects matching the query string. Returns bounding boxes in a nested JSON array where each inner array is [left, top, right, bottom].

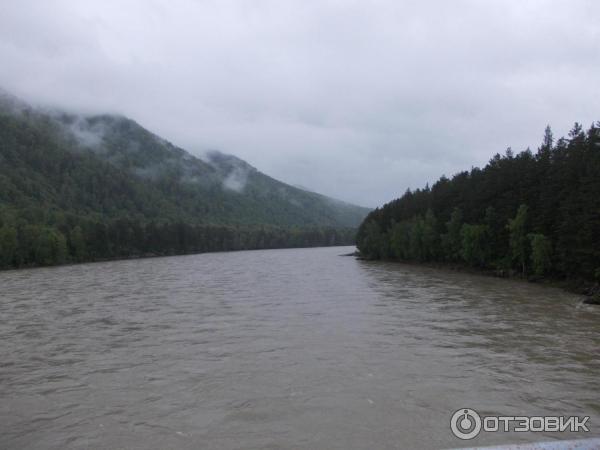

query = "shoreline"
[[354, 252, 600, 305], [0, 243, 356, 273]]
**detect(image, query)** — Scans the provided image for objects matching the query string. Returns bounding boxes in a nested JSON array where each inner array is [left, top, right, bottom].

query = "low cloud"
[[222, 166, 249, 193], [61, 115, 107, 149], [1, 0, 599, 207]]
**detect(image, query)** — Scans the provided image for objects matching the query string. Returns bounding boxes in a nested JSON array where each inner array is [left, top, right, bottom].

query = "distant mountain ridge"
[[0, 90, 370, 228]]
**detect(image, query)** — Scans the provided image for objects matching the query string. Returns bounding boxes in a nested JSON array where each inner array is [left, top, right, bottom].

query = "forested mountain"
[[357, 124, 600, 283], [0, 90, 369, 268]]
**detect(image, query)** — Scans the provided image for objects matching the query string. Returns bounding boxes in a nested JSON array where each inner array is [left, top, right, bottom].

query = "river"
[[1, 246, 598, 449]]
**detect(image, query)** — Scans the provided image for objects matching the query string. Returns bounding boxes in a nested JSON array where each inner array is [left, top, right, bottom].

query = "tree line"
[[0, 211, 356, 269], [356, 123, 600, 282]]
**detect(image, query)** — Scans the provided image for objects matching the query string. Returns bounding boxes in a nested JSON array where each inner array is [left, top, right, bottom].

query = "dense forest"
[[0, 214, 355, 268], [0, 91, 366, 269], [357, 123, 600, 284]]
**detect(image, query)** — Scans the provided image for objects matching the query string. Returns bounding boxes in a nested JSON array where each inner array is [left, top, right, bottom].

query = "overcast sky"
[[1, 1, 599, 207]]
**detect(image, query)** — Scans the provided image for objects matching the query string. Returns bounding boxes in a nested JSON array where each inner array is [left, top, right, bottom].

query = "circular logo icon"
[[450, 408, 482, 440]]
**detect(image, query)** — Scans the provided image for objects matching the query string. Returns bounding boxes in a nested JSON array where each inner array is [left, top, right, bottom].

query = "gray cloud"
[[1, 0, 599, 207]]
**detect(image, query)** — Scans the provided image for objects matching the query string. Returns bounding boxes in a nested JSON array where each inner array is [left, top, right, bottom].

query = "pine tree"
[[442, 208, 463, 262], [507, 204, 529, 276]]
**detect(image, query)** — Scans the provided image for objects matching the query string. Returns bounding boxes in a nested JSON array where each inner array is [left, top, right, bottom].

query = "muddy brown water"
[[1, 246, 599, 449]]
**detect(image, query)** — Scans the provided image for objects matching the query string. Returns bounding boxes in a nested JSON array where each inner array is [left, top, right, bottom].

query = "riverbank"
[[0, 242, 356, 272], [354, 251, 600, 305]]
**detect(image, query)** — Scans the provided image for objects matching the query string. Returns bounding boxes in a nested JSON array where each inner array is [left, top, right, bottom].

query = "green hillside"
[[0, 90, 370, 268]]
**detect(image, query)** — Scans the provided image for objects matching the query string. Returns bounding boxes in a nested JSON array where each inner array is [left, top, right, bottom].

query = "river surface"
[[1, 246, 599, 449]]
